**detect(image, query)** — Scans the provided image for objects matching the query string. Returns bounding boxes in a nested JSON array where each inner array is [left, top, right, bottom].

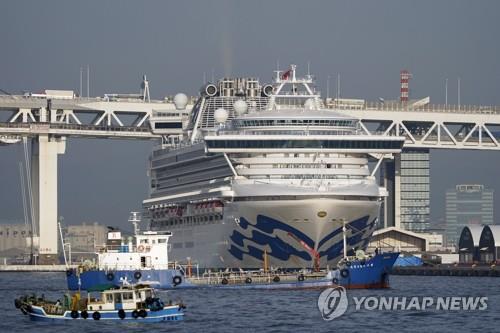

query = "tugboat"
[[66, 213, 193, 291], [15, 284, 186, 322], [327, 220, 399, 289]]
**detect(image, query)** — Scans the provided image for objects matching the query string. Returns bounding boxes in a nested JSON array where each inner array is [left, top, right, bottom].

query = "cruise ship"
[[143, 65, 404, 269]]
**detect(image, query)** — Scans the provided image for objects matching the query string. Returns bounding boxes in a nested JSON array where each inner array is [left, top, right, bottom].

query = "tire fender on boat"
[[139, 309, 147, 318], [273, 276, 280, 283], [134, 271, 142, 280], [92, 311, 101, 320], [118, 309, 126, 319], [173, 275, 182, 286], [14, 299, 21, 309], [70, 310, 79, 319], [132, 310, 139, 319], [340, 268, 350, 278], [81, 310, 88, 319], [106, 272, 115, 281], [298, 274, 305, 282], [245, 277, 252, 284], [332, 277, 339, 284], [221, 277, 229, 285]]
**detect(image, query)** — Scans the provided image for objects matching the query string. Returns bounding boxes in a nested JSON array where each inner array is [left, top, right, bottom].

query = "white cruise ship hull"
[[164, 197, 379, 269]]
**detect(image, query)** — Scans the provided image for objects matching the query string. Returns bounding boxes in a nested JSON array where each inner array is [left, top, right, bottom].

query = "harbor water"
[[0, 272, 498, 332]]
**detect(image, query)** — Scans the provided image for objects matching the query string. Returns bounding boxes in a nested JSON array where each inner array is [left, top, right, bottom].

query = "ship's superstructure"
[[143, 65, 405, 269]]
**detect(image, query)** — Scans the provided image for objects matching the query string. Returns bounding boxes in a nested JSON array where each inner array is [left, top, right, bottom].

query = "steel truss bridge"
[[2, 93, 500, 262], [334, 102, 500, 150], [0, 94, 184, 262]]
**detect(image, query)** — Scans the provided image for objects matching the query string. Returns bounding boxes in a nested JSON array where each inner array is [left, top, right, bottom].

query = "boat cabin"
[[87, 286, 157, 311], [98, 230, 172, 271]]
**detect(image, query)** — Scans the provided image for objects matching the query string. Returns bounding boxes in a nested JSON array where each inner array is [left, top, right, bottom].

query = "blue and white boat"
[[15, 285, 185, 322], [328, 251, 399, 289], [66, 213, 193, 291], [326, 219, 399, 288]]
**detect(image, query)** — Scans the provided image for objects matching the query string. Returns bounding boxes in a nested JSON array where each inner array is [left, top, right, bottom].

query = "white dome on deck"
[[173, 93, 188, 110], [214, 108, 229, 124], [233, 100, 248, 116]]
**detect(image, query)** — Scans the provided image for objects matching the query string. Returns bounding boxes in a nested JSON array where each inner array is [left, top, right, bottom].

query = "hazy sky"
[[1, 0, 500, 229]]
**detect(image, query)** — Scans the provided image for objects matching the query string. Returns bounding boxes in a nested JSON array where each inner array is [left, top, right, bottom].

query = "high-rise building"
[[380, 149, 430, 232], [445, 184, 494, 248], [399, 149, 430, 232]]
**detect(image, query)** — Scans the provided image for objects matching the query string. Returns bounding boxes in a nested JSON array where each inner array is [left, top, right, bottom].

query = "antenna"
[[307, 61, 310, 76], [79, 67, 83, 97], [337, 74, 341, 100], [445, 78, 448, 106], [457, 77, 461, 110], [141, 75, 150, 102], [129, 212, 141, 235], [327, 75, 330, 100], [87, 65, 90, 98]]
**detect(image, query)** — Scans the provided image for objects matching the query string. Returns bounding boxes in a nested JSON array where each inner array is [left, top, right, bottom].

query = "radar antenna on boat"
[[129, 212, 141, 235]]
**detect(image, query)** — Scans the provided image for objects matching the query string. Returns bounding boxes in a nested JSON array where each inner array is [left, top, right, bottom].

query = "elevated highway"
[[333, 101, 500, 150], [0, 93, 187, 262]]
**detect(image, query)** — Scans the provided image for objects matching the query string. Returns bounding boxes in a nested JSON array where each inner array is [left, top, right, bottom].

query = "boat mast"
[[343, 219, 347, 260]]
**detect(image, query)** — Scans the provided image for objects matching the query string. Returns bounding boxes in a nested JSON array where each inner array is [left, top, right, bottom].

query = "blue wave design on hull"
[[319, 218, 376, 260], [229, 228, 311, 261], [228, 214, 375, 263]]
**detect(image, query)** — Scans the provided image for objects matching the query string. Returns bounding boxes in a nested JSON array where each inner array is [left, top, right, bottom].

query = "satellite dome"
[[173, 93, 188, 110], [233, 100, 248, 116], [214, 108, 229, 124], [304, 98, 315, 110]]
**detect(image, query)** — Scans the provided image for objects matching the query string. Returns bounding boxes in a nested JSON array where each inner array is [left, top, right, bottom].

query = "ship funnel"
[[261, 84, 274, 97], [202, 84, 218, 97]]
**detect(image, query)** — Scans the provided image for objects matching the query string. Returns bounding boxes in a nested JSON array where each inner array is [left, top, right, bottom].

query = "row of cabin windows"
[[236, 153, 358, 158], [248, 174, 366, 180], [155, 214, 223, 228], [206, 140, 402, 150], [269, 163, 363, 169], [138, 238, 167, 244], [233, 119, 356, 127]]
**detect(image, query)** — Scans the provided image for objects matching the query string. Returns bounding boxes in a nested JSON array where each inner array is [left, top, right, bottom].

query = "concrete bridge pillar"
[[31, 135, 66, 264]]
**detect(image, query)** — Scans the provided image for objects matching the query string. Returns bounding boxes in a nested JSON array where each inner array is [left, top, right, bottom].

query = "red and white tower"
[[400, 70, 412, 103]]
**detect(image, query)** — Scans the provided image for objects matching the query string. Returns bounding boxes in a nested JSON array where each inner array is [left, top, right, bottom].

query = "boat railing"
[[169, 261, 200, 278], [97, 244, 138, 253], [97, 263, 172, 271], [187, 268, 318, 285]]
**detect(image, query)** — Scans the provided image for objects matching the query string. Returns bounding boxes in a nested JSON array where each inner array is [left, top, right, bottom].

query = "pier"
[[0, 264, 76, 272], [392, 265, 500, 277]]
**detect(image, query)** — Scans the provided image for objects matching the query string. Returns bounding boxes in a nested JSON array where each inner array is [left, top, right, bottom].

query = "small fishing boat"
[[15, 284, 186, 322]]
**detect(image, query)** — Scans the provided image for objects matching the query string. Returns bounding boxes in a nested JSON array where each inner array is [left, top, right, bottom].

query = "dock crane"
[[287, 232, 320, 272]]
